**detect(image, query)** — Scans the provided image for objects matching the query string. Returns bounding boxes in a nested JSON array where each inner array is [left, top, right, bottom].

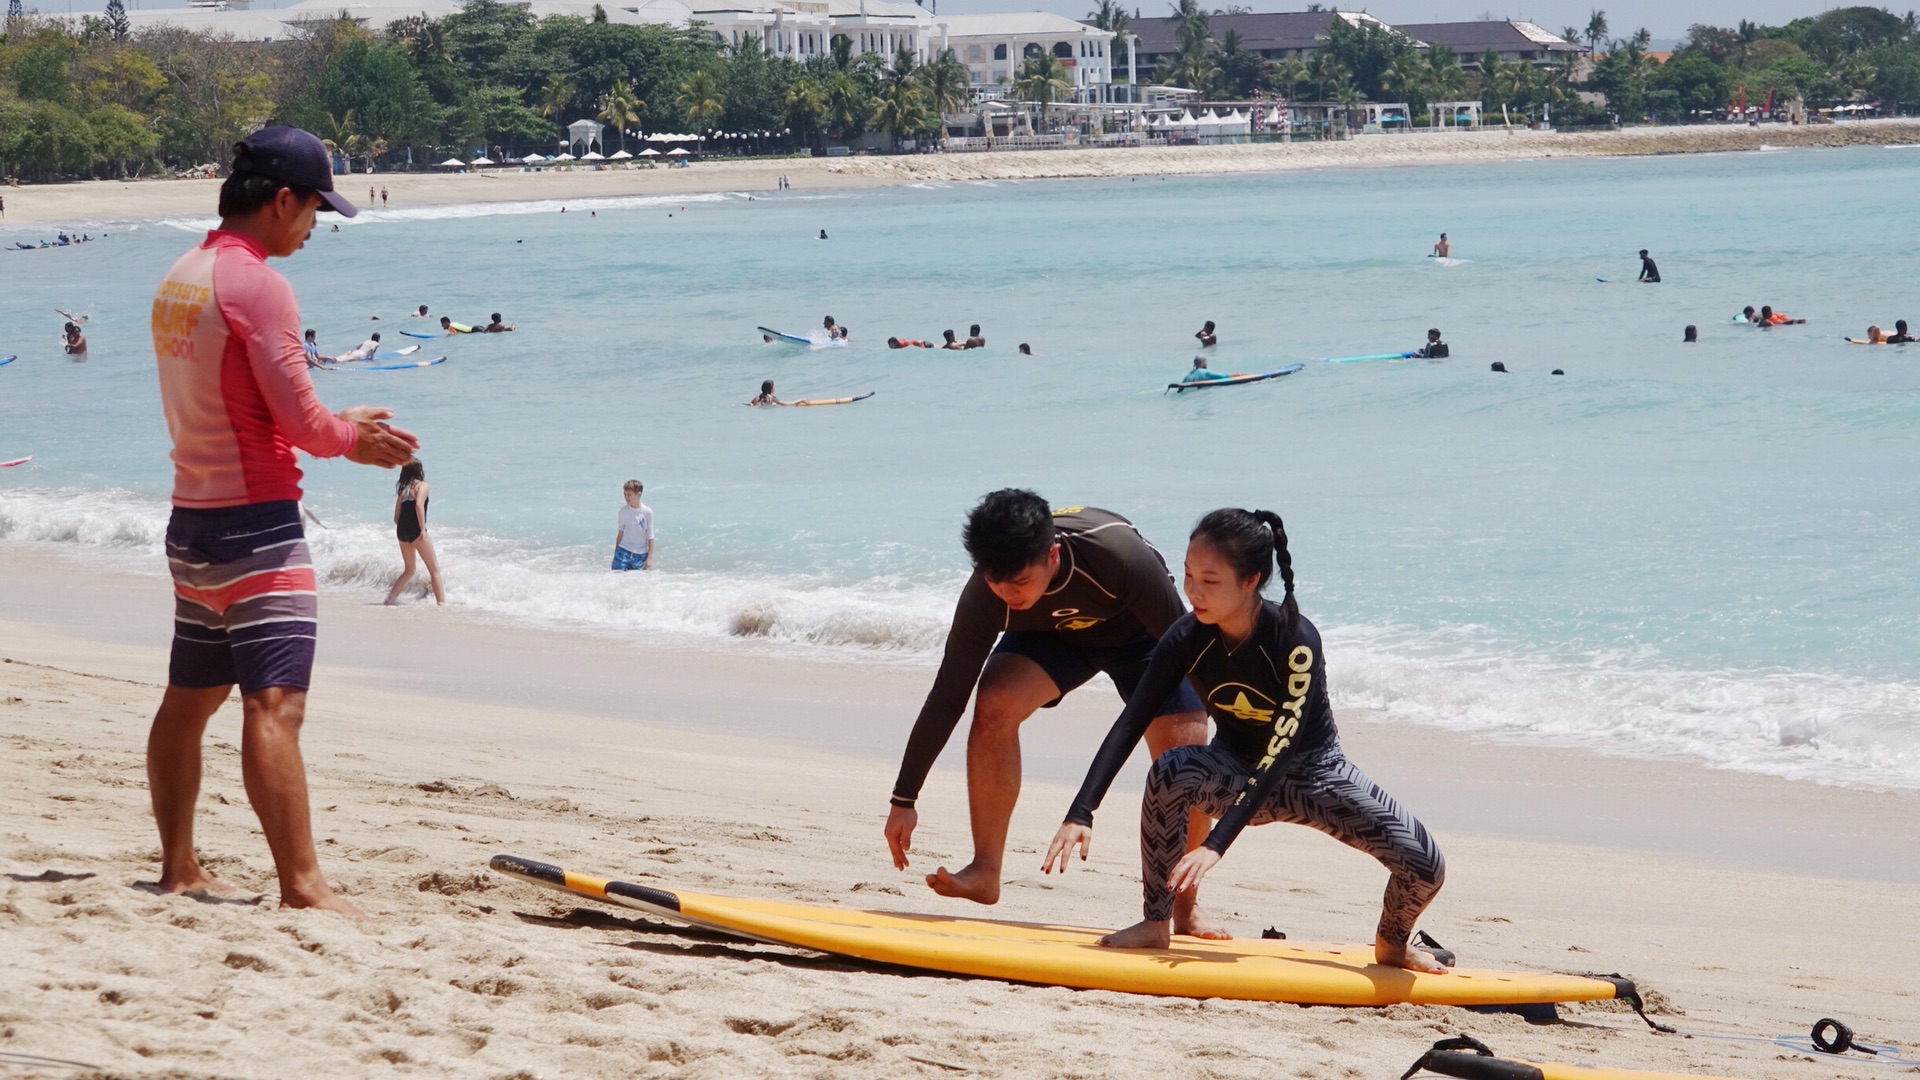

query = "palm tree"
[[1088, 0, 1131, 68], [1381, 52, 1430, 121], [915, 48, 971, 136], [539, 75, 576, 122], [1427, 45, 1469, 100], [1306, 51, 1349, 100], [1013, 53, 1073, 131], [315, 109, 357, 165], [677, 70, 725, 153], [870, 80, 929, 151], [1272, 56, 1310, 100], [598, 80, 644, 152], [1170, 0, 1210, 55], [823, 70, 864, 141], [784, 78, 827, 150], [885, 44, 920, 90], [1584, 9, 1608, 55]]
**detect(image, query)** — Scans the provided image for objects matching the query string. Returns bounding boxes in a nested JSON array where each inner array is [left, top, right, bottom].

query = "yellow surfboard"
[[490, 855, 1639, 1008]]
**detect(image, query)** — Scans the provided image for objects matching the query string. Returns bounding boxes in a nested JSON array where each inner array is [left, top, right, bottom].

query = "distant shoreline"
[[4, 118, 1918, 226]]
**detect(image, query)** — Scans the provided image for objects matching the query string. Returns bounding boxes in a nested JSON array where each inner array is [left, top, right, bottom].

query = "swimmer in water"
[[1043, 508, 1448, 972], [940, 329, 965, 350], [1417, 328, 1449, 359], [63, 322, 88, 355], [1865, 325, 1887, 344], [1637, 249, 1660, 283], [964, 324, 986, 349], [889, 337, 934, 349], [482, 312, 515, 333], [1018, 343, 1032, 355], [1194, 321, 1217, 347], [1737, 306, 1758, 324], [1432, 233, 1449, 258], [411, 305, 430, 318], [747, 379, 789, 406], [1889, 320, 1915, 344], [819, 229, 828, 240], [1759, 305, 1805, 327], [1684, 325, 1698, 343], [54, 307, 88, 325]]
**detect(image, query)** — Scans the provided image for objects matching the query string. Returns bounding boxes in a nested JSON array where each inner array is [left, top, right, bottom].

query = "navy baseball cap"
[[231, 124, 358, 217]]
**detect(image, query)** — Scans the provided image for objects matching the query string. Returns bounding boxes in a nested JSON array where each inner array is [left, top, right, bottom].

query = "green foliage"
[[1322, 17, 1417, 101]]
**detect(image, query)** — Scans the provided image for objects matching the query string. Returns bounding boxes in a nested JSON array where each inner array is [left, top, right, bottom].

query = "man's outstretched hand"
[[341, 405, 419, 467]]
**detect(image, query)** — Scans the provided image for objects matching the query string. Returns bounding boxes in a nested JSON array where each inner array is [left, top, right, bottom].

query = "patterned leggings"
[[1139, 742, 1445, 947]]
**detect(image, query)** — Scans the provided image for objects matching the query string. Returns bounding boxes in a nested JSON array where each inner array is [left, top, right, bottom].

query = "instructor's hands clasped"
[[341, 405, 420, 468], [1041, 822, 1092, 874]]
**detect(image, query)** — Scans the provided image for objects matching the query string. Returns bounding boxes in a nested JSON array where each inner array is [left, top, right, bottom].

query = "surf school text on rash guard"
[[1065, 601, 1337, 855], [152, 230, 358, 508], [891, 507, 1187, 804]]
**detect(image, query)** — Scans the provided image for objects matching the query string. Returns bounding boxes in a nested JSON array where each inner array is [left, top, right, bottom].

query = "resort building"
[[1121, 9, 1403, 73], [1391, 20, 1581, 68], [933, 13, 1116, 103]]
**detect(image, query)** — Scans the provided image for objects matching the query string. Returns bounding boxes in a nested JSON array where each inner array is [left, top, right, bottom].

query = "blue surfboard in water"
[[1316, 351, 1421, 364], [1166, 363, 1305, 392]]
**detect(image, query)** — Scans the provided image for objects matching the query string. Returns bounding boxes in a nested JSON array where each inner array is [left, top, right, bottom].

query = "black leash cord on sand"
[[1400, 1019, 1920, 1079]]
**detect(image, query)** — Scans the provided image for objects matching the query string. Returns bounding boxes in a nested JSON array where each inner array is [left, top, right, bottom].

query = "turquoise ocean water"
[[5, 145, 1920, 789]]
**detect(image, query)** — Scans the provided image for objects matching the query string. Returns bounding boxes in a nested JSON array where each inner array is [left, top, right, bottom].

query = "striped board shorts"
[[165, 499, 318, 694]]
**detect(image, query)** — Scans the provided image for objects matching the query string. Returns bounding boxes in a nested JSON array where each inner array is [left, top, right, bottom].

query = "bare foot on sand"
[[283, 884, 372, 919], [1377, 935, 1449, 974], [1098, 919, 1172, 949], [926, 862, 1000, 904], [159, 870, 239, 897], [1173, 898, 1232, 940]]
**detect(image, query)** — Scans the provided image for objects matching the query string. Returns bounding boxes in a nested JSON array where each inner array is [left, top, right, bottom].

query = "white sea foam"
[[6, 485, 1919, 791]]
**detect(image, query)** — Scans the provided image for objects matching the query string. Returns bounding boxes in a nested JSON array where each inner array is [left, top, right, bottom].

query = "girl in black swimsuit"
[[1043, 508, 1447, 972], [384, 460, 445, 605]]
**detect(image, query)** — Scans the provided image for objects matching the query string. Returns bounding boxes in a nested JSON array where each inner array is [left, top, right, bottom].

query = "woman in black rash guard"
[[1042, 508, 1448, 972]]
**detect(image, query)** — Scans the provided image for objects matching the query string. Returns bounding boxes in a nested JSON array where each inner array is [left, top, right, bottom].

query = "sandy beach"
[[2, 544, 1917, 1079], [5, 119, 1920, 227]]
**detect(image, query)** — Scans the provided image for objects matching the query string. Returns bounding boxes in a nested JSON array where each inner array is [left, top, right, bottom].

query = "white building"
[[933, 12, 1114, 103], [689, 0, 935, 62]]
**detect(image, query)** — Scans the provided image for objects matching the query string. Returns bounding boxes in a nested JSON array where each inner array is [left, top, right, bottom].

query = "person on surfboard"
[[885, 490, 1222, 935], [1182, 357, 1231, 383], [1889, 320, 1915, 344], [1637, 249, 1660, 283], [1044, 508, 1448, 971]]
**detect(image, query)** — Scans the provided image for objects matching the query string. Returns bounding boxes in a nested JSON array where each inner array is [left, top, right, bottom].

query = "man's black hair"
[[218, 171, 314, 219], [963, 489, 1054, 581]]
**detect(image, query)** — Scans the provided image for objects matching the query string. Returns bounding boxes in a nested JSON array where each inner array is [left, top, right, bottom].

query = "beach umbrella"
[[667, 147, 690, 155], [581, 150, 605, 160], [638, 148, 661, 156], [469, 156, 495, 165], [436, 157, 466, 167], [554, 152, 576, 161], [609, 150, 633, 160], [521, 152, 547, 164]]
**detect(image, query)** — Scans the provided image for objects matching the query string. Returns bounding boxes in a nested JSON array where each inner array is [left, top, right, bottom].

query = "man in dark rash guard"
[[1044, 508, 1447, 969], [886, 490, 1222, 934]]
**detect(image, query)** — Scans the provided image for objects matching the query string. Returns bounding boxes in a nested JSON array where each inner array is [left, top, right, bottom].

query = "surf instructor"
[[146, 124, 418, 916], [886, 490, 1222, 935]]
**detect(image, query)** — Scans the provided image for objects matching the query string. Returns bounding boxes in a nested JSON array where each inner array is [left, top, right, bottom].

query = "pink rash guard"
[[152, 230, 358, 508]]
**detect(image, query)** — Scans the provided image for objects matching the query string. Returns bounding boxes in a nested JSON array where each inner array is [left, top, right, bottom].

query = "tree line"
[[0, 0, 1012, 180], [1088, 1, 1920, 126], [4, 0, 1918, 180]]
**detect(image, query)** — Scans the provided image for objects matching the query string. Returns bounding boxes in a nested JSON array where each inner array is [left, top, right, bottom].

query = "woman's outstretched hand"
[[1166, 847, 1221, 894], [1042, 823, 1092, 874]]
